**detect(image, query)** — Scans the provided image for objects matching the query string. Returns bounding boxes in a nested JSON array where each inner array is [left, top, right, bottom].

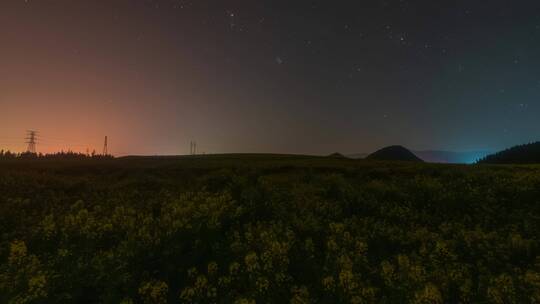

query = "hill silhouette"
[[327, 152, 347, 158], [366, 145, 423, 162], [349, 150, 491, 163], [478, 142, 540, 164]]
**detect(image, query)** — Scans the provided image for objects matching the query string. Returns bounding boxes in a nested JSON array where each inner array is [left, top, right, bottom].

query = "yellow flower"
[[8, 240, 27, 264], [195, 275, 208, 290], [413, 283, 443, 304], [245, 252, 259, 272], [207, 261, 218, 276], [290, 286, 310, 304], [256, 277, 270, 292], [229, 262, 241, 275], [180, 287, 196, 301], [322, 276, 335, 290], [381, 260, 395, 284], [234, 298, 256, 304], [28, 274, 47, 298], [138, 280, 168, 304]]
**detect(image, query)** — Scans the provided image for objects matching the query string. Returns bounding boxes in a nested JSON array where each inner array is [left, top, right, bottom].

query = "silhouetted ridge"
[[478, 142, 540, 164], [366, 145, 423, 162], [327, 152, 347, 158]]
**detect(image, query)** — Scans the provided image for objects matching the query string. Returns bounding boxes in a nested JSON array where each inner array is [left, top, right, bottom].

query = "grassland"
[[1, 154, 539, 303]]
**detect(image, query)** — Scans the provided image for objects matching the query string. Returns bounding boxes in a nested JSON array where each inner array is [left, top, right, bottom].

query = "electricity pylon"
[[25, 130, 37, 153]]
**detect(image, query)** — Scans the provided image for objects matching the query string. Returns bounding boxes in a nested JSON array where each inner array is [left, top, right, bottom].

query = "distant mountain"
[[347, 153, 369, 159], [415, 150, 491, 164], [366, 145, 423, 162], [478, 142, 540, 164], [327, 152, 347, 158], [348, 150, 491, 164]]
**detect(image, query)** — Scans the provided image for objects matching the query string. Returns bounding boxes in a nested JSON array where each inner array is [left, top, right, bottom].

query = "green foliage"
[[0, 156, 539, 303]]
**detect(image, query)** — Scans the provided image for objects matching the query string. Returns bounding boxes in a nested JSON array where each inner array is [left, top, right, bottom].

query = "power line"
[[38, 135, 103, 145]]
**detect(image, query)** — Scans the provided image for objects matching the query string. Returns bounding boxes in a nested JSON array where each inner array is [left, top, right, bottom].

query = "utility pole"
[[25, 130, 37, 153], [190, 140, 197, 155], [103, 136, 108, 155]]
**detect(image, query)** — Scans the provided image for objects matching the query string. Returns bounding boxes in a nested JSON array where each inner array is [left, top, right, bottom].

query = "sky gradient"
[[1, 0, 540, 155]]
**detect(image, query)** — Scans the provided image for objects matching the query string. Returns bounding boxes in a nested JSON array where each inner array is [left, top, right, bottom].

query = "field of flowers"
[[0, 155, 539, 303]]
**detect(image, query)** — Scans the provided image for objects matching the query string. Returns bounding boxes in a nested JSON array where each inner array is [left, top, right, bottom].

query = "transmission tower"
[[103, 136, 108, 155], [25, 130, 37, 153]]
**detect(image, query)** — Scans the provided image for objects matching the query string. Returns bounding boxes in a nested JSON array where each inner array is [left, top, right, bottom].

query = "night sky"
[[1, 0, 540, 155]]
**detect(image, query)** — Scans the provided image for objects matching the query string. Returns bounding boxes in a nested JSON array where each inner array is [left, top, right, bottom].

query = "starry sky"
[[1, 0, 540, 155]]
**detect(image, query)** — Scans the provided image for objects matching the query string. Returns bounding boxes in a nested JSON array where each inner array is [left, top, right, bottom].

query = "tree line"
[[0, 150, 113, 160]]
